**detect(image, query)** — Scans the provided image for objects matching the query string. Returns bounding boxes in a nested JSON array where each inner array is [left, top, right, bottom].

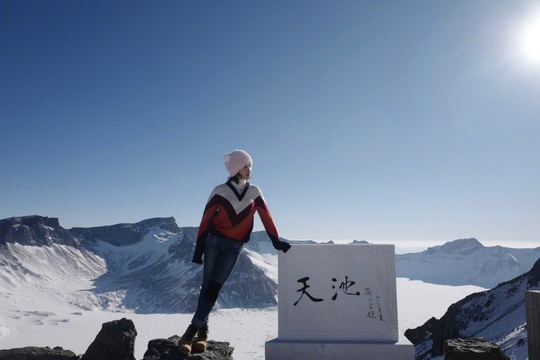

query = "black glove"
[[272, 239, 291, 253]]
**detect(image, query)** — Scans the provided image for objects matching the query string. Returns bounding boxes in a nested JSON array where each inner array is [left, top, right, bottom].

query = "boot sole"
[[192, 341, 207, 353], [179, 344, 192, 356]]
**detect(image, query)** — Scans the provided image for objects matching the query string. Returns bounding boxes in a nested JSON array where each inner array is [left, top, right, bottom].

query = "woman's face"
[[238, 164, 252, 180]]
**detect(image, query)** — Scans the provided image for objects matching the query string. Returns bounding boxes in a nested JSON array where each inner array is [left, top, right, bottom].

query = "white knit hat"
[[224, 150, 253, 177]]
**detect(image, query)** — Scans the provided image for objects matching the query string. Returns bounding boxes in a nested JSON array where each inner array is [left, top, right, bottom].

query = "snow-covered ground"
[[0, 278, 484, 360]]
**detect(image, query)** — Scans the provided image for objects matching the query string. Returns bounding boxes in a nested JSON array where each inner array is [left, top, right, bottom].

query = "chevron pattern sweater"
[[192, 179, 279, 263]]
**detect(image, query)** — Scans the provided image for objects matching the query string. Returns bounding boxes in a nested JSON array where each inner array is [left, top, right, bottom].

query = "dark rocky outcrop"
[[0, 216, 79, 247], [143, 336, 234, 360], [82, 318, 137, 360], [444, 338, 510, 360], [0, 318, 234, 360], [0, 346, 79, 360]]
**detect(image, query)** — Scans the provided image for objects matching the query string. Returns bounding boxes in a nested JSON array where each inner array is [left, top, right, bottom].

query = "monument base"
[[265, 338, 415, 360]]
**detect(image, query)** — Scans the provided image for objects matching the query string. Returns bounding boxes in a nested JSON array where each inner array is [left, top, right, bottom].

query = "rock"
[[0, 346, 79, 359], [82, 318, 137, 360], [143, 335, 234, 360], [0, 318, 235, 360], [444, 338, 510, 360]]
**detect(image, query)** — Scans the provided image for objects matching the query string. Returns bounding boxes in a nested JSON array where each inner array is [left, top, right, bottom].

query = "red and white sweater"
[[192, 179, 279, 263]]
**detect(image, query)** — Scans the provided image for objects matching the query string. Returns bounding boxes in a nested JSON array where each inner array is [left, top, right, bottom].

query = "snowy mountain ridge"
[[2, 216, 539, 312], [1, 215, 539, 360], [0, 216, 278, 314], [396, 238, 540, 288]]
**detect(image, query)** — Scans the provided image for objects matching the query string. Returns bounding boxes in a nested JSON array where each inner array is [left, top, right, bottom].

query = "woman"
[[179, 149, 291, 355]]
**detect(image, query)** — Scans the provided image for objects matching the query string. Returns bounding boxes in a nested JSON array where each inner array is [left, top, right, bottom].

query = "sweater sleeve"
[[254, 193, 279, 243], [192, 192, 220, 264], [253, 187, 290, 253]]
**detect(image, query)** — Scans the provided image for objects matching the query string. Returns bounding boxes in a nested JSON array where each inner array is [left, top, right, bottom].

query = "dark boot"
[[179, 324, 199, 355], [192, 323, 209, 353]]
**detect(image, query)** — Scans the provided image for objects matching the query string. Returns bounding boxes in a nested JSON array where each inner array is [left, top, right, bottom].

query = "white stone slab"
[[265, 338, 415, 360], [277, 244, 398, 341]]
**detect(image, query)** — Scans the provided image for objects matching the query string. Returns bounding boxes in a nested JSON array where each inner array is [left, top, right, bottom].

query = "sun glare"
[[519, 11, 540, 63]]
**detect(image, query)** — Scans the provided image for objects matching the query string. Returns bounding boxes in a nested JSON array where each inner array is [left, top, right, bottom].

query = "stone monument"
[[265, 244, 414, 359]]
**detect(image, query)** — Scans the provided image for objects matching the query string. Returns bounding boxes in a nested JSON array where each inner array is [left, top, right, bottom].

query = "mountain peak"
[[0, 216, 181, 248], [70, 217, 180, 247], [0, 215, 77, 247], [438, 238, 483, 254], [396, 237, 540, 288], [0, 215, 61, 228], [352, 240, 370, 245]]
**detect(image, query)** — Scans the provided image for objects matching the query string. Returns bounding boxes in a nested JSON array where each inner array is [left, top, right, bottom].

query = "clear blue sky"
[[1, 0, 539, 246]]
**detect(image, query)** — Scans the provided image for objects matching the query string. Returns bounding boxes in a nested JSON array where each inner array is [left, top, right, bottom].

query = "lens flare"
[[519, 11, 540, 63]]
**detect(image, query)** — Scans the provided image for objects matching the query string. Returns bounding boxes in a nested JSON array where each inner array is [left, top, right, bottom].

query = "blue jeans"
[[191, 233, 243, 327]]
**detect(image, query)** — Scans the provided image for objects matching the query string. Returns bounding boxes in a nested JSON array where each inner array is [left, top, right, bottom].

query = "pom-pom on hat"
[[224, 150, 253, 177]]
